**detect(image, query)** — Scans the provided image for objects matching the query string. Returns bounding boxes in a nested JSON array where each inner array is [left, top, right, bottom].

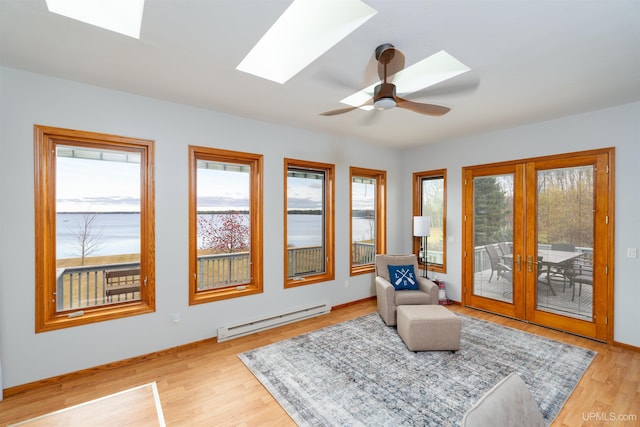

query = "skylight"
[[236, 0, 377, 84], [340, 50, 471, 109], [45, 0, 145, 39]]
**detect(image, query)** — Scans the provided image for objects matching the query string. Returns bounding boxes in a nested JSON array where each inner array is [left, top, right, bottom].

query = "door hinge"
[[605, 265, 608, 275], [605, 215, 609, 224], [606, 165, 609, 174]]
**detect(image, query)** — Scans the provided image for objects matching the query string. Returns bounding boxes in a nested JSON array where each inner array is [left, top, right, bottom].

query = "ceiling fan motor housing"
[[374, 82, 397, 109], [375, 43, 395, 62]]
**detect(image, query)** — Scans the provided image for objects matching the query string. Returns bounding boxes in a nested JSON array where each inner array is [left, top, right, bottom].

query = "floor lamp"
[[413, 216, 431, 278]]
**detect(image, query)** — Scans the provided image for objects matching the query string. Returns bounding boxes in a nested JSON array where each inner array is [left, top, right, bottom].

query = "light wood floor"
[[1, 300, 638, 426]]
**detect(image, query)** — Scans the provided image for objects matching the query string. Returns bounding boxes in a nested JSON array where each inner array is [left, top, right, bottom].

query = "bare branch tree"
[[70, 213, 105, 265]]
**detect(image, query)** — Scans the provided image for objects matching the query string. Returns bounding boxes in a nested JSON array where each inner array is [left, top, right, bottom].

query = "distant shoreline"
[[58, 211, 140, 214], [58, 210, 374, 216]]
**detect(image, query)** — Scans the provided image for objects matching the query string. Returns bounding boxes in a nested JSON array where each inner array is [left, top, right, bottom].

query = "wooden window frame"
[[284, 158, 335, 288], [188, 146, 263, 305], [412, 169, 447, 274], [349, 167, 387, 276], [34, 125, 155, 332]]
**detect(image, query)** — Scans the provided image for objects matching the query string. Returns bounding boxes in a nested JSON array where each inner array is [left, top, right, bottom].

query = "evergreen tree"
[[473, 176, 512, 246]]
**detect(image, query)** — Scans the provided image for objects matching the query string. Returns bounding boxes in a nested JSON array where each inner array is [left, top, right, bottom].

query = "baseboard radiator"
[[217, 302, 331, 342]]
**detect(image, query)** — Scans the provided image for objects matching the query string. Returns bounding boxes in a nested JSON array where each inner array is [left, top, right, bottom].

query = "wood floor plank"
[[1, 300, 638, 426]]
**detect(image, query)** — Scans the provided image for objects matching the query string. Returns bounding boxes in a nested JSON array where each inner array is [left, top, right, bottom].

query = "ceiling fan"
[[321, 43, 452, 117]]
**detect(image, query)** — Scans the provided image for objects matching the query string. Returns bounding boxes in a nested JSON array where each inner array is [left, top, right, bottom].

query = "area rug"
[[239, 313, 596, 427]]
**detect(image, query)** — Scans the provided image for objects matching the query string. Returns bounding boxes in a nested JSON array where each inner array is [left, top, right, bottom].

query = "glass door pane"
[[472, 174, 515, 303], [536, 166, 594, 320]]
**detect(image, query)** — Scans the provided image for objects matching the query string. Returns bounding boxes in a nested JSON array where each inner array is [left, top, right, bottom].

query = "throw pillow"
[[387, 264, 419, 290]]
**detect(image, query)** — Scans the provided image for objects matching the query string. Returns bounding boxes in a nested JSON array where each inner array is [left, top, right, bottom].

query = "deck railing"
[[287, 246, 324, 277], [197, 252, 251, 290], [352, 242, 375, 265], [58, 243, 590, 310], [55, 261, 141, 311], [56, 246, 335, 310]]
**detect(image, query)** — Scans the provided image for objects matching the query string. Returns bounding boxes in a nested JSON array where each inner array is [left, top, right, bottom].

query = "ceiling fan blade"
[[395, 96, 450, 116], [319, 106, 360, 116], [405, 77, 480, 100], [320, 99, 372, 116], [377, 47, 405, 82]]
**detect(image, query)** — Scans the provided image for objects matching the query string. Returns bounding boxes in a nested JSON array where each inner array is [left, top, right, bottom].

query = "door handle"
[[515, 254, 521, 272], [527, 256, 539, 272]]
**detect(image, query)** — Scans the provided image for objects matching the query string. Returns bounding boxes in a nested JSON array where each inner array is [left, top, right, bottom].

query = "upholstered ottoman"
[[397, 305, 461, 351]]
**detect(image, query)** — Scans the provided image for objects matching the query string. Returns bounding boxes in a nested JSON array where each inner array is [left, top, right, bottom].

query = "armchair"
[[375, 254, 439, 326]]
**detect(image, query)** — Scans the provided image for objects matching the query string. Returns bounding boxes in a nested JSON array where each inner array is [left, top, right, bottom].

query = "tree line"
[[474, 167, 593, 248]]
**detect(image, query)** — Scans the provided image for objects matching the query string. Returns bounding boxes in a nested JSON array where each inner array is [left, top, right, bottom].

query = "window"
[[284, 158, 335, 287], [350, 167, 386, 275], [413, 169, 447, 274], [189, 146, 263, 304], [34, 125, 155, 332]]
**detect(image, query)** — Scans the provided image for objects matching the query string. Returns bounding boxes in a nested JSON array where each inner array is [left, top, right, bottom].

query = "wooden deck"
[[474, 268, 593, 321]]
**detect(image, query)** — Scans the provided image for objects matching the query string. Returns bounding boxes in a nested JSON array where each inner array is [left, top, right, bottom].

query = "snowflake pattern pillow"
[[387, 264, 419, 290]]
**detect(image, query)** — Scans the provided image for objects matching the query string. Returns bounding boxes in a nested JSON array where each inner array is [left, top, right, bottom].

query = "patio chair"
[[565, 254, 593, 301], [374, 254, 438, 326], [498, 242, 512, 256], [536, 255, 556, 295], [485, 244, 512, 283]]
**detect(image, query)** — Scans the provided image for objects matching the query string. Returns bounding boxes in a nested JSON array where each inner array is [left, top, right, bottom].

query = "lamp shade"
[[413, 216, 431, 237]]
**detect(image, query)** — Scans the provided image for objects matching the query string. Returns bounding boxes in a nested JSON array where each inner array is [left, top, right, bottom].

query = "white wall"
[[0, 67, 404, 389], [1, 66, 638, 391], [401, 101, 640, 348]]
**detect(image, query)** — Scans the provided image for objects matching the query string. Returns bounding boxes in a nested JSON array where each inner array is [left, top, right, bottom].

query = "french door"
[[462, 148, 614, 341]]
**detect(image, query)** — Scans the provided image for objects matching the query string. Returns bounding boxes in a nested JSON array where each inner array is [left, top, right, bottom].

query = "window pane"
[[196, 160, 251, 290], [472, 174, 514, 303], [55, 145, 142, 310], [536, 166, 594, 320], [35, 126, 154, 332], [287, 168, 326, 277], [351, 176, 376, 266], [421, 176, 444, 267], [189, 146, 263, 305]]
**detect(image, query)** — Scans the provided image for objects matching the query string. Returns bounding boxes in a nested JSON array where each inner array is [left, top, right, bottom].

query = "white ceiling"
[[1, 0, 639, 148]]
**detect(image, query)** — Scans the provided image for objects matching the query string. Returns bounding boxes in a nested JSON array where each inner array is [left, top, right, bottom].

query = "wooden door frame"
[[462, 147, 615, 343], [462, 163, 525, 320]]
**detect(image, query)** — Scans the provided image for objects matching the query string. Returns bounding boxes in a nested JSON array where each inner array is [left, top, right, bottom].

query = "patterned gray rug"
[[239, 313, 596, 427]]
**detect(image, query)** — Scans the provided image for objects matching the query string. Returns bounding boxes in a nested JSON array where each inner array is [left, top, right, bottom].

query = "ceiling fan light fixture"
[[374, 97, 396, 110], [341, 50, 470, 109]]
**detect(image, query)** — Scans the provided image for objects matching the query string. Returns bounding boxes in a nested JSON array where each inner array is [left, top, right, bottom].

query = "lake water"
[[56, 213, 374, 258]]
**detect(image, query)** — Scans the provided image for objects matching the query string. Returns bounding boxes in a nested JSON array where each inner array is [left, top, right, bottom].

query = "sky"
[[57, 155, 376, 213], [56, 156, 141, 212]]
